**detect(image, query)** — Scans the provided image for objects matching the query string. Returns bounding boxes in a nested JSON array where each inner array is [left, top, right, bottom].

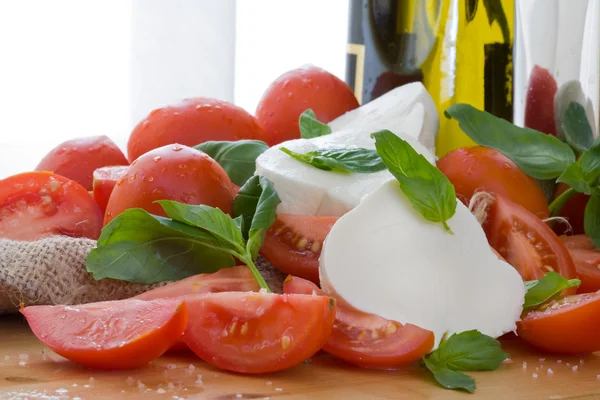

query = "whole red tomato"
[[35, 135, 128, 191], [127, 98, 265, 162], [105, 144, 234, 224], [256, 65, 359, 146]]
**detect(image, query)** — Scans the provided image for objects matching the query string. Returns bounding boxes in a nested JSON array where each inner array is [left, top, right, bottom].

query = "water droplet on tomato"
[[287, 92, 293, 98], [153, 156, 162, 162], [129, 174, 137, 182], [172, 145, 183, 152], [147, 176, 154, 182], [173, 112, 181, 116], [214, 105, 222, 110], [60, 313, 67, 319], [150, 109, 161, 117], [142, 120, 150, 128], [80, 317, 87, 324], [178, 164, 187, 169]]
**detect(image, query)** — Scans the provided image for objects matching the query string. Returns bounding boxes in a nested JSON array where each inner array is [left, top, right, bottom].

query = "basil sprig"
[[299, 109, 331, 139], [372, 130, 457, 232], [523, 272, 581, 309], [280, 147, 386, 173], [422, 330, 508, 393], [87, 176, 280, 290], [562, 102, 595, 154]]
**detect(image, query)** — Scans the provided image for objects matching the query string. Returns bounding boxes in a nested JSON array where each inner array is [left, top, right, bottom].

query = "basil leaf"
[[157, 200, 246, 256], [233, 175, 281, 260], [585, 194, 600, 248], [557, 145, 600, 195], [423, 360, 475, 393], [562, 102, 595, 154], [445, 104, 576, 180], [372, 130, 457, 232], [524, 272, 581, 309], [299, 109, 331, 139], [194, 140, 269, 186], [280, 147, 386, 173], [86, 208, 235, 283]]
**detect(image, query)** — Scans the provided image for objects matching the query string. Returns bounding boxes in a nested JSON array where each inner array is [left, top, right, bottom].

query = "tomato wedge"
[[92, 165, 128, 214], [0, 172, 103, 240], [483, 195, 577, 286], [261, 214, 337, 283], [21, 298, 188, 369], [182, 292, 336, 374], [517, 292, 600, 354], [283, 276, 434, 369], [560, 235, 600, 293]]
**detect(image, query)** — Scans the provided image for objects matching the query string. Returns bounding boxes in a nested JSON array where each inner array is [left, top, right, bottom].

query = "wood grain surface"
[[1, 314, 599, 399]]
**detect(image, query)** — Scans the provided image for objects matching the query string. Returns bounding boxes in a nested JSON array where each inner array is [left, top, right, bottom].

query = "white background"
[[0, 0, 348, 178]]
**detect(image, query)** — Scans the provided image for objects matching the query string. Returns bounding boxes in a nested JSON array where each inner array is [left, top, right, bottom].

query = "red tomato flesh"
[[560, 235, 600, 293], [283, 276, 434, 369], [127, 98, 265, 162], [256, 65, 359, 146], [36, 135, 128, 191], [182, 292, 336, 374], [0, 172, 103, 240], [261, 214, 337, 283], [518, 291, 600, 354], [21, 298, 188, 369], [92, 165, 128, 214]]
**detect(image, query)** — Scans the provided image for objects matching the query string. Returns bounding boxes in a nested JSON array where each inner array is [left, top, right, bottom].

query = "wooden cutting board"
[[1, 314, 599, 399]]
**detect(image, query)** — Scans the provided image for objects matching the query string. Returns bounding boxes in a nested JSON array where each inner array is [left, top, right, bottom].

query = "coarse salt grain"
[[126, 377, 135, 386], [275, 388, 283, 392], [532, 373, 538, 378], [547, 368, 554, 375], [158, 388, 166, 394], [522, 361, 527, 369], [236, 394, 243, 398], [572, 365, 579, 372], [567, 363, 571, 367], [266, 381, 272, 386], [580, 359, 585, 364], [167, 363, 177, 370], [17, 361, 26, 366], [596, 374, 600, 380], [84, 385, 90, 388], [137, 381, 145, 389], [19, 354, 29, 360], [188, 364, 195, 370], [56, 388, 68, 394], [3, 356, 9, 361], [539, 358, 545, 362], [557, 360, 562, 364], [168, 382, 175, 390]]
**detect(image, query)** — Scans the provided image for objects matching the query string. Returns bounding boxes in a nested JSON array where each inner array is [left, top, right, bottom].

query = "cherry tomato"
[[127, 98, 265, 162], [553, 182, 588, 235], [560, 235, 600, 293], [0, 172, 103, 240], [483, 195, 576, 285], [261, 214, 338, 283], [104, 144, 235, 225], [524, 65, 558, 136], [437, 146, 549, 218], [35, 135, 128, 191], [256, 65, 359, 146], [21, 298, 188, 369], [517, 291, 600, 354], [92, 166, 128, 214], [182, 292, 336, 374], [283, 276, 434, 369]]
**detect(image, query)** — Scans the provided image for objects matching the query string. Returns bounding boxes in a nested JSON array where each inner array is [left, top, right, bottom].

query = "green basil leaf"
[[372, 130, 457, 232], [562, 102, 595, 154], [445, 104, 576, 180], [482, 0, 510, 43], [523, 272, 581, 309], [280, 147, 386, 173], [585, 194, 600, 248], [299, 109, 332, 139], [557, 145, 600, 195], [194, 140, 269, 186], [86, 208, 235, 283], [157, 200, 246, 256], [426, 330, 508, 372], [233, 175, 281, 260], [423, 359, 475, 393]]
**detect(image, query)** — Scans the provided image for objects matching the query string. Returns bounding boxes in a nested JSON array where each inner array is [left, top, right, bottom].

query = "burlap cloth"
[[0, 236, 286, 315]]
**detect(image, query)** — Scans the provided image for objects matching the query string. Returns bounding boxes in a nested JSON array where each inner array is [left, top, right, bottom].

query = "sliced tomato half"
[[0, 172, 103, 240], [260, 214, 337, 283], [284, 276, 434, 369], [560, 235, 600, 293], [92, 165, 128, 214], [483, 195, 577, 287], [21, 298, 188, 369], [182, 292, 336, 374], [517, 291, 600, 354]]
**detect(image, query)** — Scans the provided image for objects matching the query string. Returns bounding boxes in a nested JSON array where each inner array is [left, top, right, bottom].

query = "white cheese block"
[[329, 82, 439, 154], [255, 121, 435, 217], [319, 180, 525, 349]]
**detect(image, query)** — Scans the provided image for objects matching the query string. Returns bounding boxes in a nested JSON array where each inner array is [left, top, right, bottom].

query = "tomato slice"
[[261, 214, 337, 283], [560, 235, 600, 293], [517, 292, 600, 354], [182, 292, 336, 374], [484, 195, 577, 286], [92, 165, 128, 214], [0, 172, 103, 240], [21, 298, 188, 369], [283, 276, 434, 369]]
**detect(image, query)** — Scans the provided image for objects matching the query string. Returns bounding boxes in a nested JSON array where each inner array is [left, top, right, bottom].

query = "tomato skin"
[[560, 235, 600, 293], [553, 183, 588, 235], [104, 144, 234, 225], [35, 135, 128, 191], [437, 146, 549, 218], [283, 276, 434, 369], [524, 65, 558, 136], [261, 214, 338, 283], [21, 298, 188, 369], [0, 172, 103, 240], [517, 292, 600, 354], [256, 65, 359, 146], [92, 166, 128, 214], [484, 195, 577, 285], [182, 292, 336, 374], [127, 98, 265, 162]]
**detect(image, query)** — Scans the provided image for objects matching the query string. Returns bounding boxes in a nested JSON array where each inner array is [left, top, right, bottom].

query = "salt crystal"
[[580, 359, 585, 364], [539, 358, 545, 362], [18, 361, 26, 366], [535, 367, 539, 371], [532, 373, 538, 379], [502, 358, 513, 364], [126, 377, 135, 386], [264, 398, 271, 400], [167, 363, 177, 370], [566, 363, 571, 367], [547, 368, 554, 375], [72, 383, 78, 387], [3, 356, 9, 361], [73, 397, 82, 400], [266, 381, 273, 386], [188, 364, 195, 370], [157, 388, 166, 394], [275, 388, 283, 392], [259, 288, 268, 293], [168, 382, 175, 390], [596, 374, 600, 379], [19, 354, 29, 360], [572, 365, 579, 372], [84, 385, 90, 388], [137, 380, 145, 389], [557, 360, 562, 364], [236, 394, 243, 398], [56, 388, 68, 394]]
